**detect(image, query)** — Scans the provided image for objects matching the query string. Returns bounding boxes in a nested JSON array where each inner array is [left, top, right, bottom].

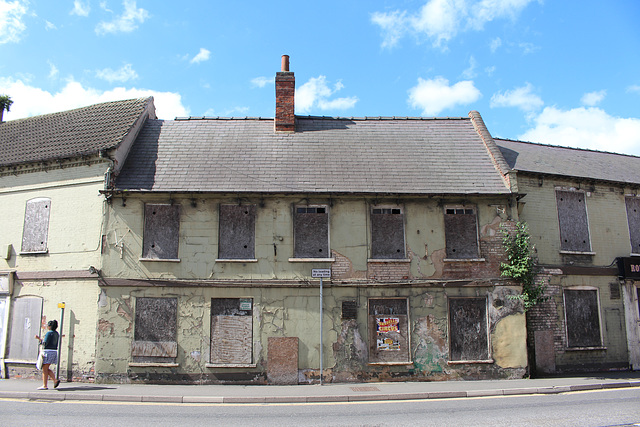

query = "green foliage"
[[0, 94, 13, 112], [500, 221, 546, 311]]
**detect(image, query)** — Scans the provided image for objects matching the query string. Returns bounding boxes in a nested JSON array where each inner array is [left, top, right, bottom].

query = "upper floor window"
[[293, 206, 329, 258], [556, 190, 591, 253], [218, 204, 256, 260], [142, 203, 180, 260], [370, 206, 405, 259], [626, 196, 640, 255], [444, 206, 480, 259], [21, 198, 51, 254]]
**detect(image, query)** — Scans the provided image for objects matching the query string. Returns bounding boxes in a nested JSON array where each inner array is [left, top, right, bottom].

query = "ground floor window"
[[210, 298, 253, 365], [132, 297, 177, 363], [564, 288, 602, 348], [448, 297, 489, 362], [368, 298, 410, 364]]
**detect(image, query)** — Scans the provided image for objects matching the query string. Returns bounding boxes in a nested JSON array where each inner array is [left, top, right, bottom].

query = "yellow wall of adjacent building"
[[0, 161, 109, 379]]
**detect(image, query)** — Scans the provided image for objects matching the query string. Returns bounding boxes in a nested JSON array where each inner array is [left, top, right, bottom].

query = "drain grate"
[[350, 386, 380, 392]]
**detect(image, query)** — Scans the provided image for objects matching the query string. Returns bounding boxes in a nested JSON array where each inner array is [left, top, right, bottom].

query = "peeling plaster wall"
[[95, 283, 526, 384], [102, 195, 513, 282]]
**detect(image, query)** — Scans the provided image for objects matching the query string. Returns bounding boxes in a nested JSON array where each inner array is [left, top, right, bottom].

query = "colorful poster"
[[377, 337, 400, 351], [376, 317, 399, 334]]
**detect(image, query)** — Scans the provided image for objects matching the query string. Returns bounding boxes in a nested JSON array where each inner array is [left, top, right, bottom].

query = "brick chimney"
[[275, 55, 295, 132]]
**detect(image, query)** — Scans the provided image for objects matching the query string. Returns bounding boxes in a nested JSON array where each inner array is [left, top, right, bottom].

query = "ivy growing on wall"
[[500, 221, 546, 311]]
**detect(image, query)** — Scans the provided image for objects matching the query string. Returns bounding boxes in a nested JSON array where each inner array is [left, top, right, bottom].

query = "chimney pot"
[[281, 55, 290, 72]]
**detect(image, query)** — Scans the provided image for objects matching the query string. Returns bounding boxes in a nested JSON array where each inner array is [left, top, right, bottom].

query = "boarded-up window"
[[132, 297, 177, 363], [564, 289, 602, 348], [21, 198, 51, 253], [556, 190, 591, 252], [218, 205, 256, 260], [626, 197, 640, 254], [6, 297, 42, 361], [211, 298, 253, 365], [448, 297, 489, 361], [444, 206, 480, 259], [142, 204, 180, 260], [294, 206, 329, 258], [368, 298, 410, 363], [370, 207, 405, 259]]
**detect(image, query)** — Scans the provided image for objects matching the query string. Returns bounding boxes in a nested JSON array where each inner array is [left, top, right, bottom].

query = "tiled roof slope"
[[496, 138, 640, 185], [115, 116, 510, 195], [0, 97, 153, 167]]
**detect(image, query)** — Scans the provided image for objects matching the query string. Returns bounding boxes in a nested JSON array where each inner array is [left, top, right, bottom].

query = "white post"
[[319, 276, 323, 385]]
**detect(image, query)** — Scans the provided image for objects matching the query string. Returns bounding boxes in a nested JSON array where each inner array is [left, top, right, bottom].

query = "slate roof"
[[115, 116, 510, 195], [496, 138, 640, 185], [0, 97, 153, 167]]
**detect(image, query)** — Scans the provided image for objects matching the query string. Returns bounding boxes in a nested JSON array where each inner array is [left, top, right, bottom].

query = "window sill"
[[367, 259, 411, 263], [139, 258, 181, 262], [559, 251, 596, 256], [443, 258, 485, 262], [367, 361, 413, 366], [215, 259, 258, 263], [128, 362, 179, 367], [288, 258, 335, 263], [19, 250, 48, 255], [447, 359, 494, 365], [205, 363, 257, 368], [565, 346, 606, 351]]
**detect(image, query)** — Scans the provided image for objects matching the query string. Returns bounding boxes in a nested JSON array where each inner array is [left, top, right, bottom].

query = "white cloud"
[[251, 76, 273, 88], [47, 61, 58, 79], [45, 20, 56, 30], [370, 10, 407, 49], [581, 90, 606, 107], [190, 48, 210, 64], [96, 63, 138, 83], [70, 0, 90, 17], [0, 0, 29, 44], [95, 0, 148, 35], [626, 85, 640, 94], [372, 0, 537, 48], [490, 83, 543, 112], [203, 106, 250, 117], [295, 76, 358, 114], [408, 76, 481, 115], [490, 37, 502, 52], [520, 106, 640, 156], [0, 76, 188, 120], [462, 56, 477, 79]]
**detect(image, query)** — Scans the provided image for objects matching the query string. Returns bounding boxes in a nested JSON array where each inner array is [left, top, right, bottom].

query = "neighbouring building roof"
[[0, 97, 154, 167], [115, 115, 511, 195], [496, 138, 640, 185]]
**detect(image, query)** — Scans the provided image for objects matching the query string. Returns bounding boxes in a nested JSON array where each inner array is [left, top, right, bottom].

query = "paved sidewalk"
[[1, 372, 639, 404]]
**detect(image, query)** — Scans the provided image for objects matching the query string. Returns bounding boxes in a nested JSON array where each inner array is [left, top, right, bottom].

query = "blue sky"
[[1, 0, 640, 155]]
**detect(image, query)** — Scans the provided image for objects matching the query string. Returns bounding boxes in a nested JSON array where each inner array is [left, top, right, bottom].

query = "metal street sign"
[[312, 269, 331, 278]]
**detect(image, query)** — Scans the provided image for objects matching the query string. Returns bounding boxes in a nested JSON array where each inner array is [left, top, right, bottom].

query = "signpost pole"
[[319, 276, 323, 386], [312, 268, 330, 386], [56, 302, 65, 382]]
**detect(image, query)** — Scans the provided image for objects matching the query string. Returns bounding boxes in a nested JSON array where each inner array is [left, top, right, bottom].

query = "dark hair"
[[47, 320, 58, 331]]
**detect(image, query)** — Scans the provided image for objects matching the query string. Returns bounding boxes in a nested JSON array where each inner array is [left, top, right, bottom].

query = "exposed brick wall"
[[275, 72, 295, 132], [442, 219, 513, 280], [367, 261, 411, 281]]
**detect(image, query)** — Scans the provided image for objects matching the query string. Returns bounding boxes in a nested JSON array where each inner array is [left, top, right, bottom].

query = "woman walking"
[[35, 320, 60, 390]]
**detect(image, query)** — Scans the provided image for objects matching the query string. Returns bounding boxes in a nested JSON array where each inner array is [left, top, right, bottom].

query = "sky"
[[1, 0, 640, 155]]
